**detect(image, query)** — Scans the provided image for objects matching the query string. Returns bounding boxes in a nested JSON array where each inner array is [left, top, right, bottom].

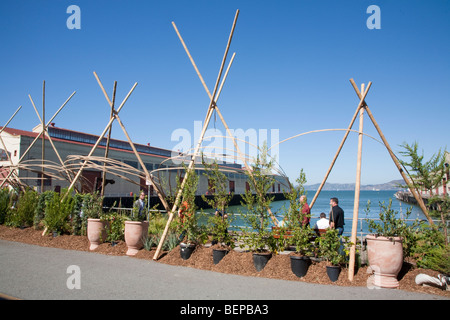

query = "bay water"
[[206, 190, 431, 237]]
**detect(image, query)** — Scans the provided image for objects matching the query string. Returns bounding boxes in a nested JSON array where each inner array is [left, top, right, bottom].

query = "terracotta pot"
[[124, 221, 149, 256], [366, 234, 403, 288], [87, 219, 108, 250]]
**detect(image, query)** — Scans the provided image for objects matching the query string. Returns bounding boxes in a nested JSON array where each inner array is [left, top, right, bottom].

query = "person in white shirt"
[[314, 212, 330, 230]]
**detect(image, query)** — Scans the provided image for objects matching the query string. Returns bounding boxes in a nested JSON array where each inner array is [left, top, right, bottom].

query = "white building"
[[0, 125, 289, 200]]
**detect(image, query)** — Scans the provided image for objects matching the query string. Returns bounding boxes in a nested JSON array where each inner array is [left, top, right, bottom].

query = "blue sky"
[[1, 0, 449, 186]]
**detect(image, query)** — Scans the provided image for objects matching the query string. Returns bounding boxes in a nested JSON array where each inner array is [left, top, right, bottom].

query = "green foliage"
[[175, 164, 207, 245], [239, 145, 277, 253], [365, 199, 418, 238], [316, 228, 351, 266], [82, 192, 104, 219], [103, 212, 127, 242], [398, 141, 447, 196], [201, 156, 235, 248], [288, 225, 315, 256], [7, 189, 38, 228], [34, 190, 55, 228], [0, 188, 13, 225], [282, 169, 308, 228], [408, 222, 449, 273], [43, 189, 75, 235]]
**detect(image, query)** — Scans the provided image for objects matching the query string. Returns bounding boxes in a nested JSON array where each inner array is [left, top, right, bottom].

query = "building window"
[[229, 181, 235, 193], [37, 173, 52, 187]]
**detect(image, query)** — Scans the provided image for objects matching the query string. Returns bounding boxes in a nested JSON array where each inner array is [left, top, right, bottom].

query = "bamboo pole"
[[309, 82, 372, 209], [29, 95, 72, 183], [173, 19, 279, 225], [0, 106, 23, 188], [153, 9, 239, 261], [92, 72, 170, 211], [0, 91, 76, 189], [348, 83, 365, 281], [349, 79, 433, 224], [41, 81, 46, 192], [101, 81, 117, 197], [64, 83, 136, 196]]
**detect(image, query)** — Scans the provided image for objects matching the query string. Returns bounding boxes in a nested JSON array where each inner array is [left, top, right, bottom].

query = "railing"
[[103, 207, 448, 245]]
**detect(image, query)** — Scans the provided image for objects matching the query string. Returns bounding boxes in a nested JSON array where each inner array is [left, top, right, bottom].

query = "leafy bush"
[[7, 189, 38, 228], [34, 191, 55, 228], [239, 146, 277, 253], [0, 188, 13, 225], [43, 189, 75, 235], [316, 228, 351, 266]]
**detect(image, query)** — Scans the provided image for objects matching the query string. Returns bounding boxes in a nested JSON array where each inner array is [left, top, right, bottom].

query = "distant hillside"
[[305, 180, 404, 191]]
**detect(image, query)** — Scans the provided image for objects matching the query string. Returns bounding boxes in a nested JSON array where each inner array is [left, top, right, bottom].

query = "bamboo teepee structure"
[[153, 9, 281, 260]]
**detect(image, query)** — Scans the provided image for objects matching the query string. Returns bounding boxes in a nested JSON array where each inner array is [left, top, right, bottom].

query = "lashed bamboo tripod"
[[153, 9, 280, 261]]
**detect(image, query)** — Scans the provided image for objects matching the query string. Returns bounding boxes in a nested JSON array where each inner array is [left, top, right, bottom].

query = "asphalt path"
[[0, 239, 447, 301]]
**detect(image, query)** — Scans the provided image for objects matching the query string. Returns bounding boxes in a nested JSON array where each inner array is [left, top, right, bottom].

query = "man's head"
[[320, 212, 326, 219], [139, 192, 145, 200], [330, 197, 338, 206]]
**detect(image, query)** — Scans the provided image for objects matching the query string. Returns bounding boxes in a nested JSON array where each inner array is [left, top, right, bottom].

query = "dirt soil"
[[1, 225, 448, 298]]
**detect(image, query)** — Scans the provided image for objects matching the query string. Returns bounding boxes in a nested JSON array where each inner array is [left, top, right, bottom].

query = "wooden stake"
[[309, 82, 372, 209], [0, 91, 76, 189], [348, 83, 365, 281], [153, 9, 239, 261], [349, 79, 433, 224], [64, 83, 136, 197]]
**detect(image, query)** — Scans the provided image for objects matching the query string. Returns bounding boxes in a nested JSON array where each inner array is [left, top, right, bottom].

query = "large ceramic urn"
[[366, 234, 403, 288]]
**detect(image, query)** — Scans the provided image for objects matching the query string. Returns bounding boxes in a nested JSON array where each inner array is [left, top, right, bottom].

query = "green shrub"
[[7, 189, 38, 228], [0, 188, 13, 225], [43, 189, 75, 235]]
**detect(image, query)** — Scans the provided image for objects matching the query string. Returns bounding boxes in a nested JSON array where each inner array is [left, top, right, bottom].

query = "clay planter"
[[212, 248, 229, 265], [87, 218, 108, 250], [180, 242, 196, 260], [252, 252, 272, 272], [124, 221, 149, 256], [290, 256, 311, 278], [366, 234, 403, 288]]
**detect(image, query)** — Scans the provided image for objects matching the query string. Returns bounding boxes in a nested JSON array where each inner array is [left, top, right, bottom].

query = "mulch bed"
[[1, 225, 448, 298]]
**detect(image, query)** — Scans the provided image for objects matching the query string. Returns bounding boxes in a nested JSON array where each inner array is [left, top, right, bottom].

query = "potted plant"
[[239, 146, 277, 271], [124, 194, 149, 256], [364, 199, 418, 288], [83, 192, 108, 250], [287, 225, 315, 278], [174, 164, 207, 260], [202, 157, 235, 264], [316, 228, 351, 282]]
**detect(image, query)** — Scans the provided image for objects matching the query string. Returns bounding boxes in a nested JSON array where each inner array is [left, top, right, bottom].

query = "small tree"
[[176, 163, 207, 245], [239, 144, 277, 253], [201, 155, 234, 248], [398, 142, 448, 243]]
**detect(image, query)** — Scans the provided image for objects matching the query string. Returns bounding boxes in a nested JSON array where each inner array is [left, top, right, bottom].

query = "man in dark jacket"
[[329, 197, 344, 235]]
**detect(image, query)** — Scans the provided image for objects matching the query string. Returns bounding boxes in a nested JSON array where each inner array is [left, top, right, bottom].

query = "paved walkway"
[[0, 240, 447, 301]]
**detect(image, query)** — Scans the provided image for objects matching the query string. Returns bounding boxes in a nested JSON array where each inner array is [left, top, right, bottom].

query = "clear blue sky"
[[1, 0, 449, 186]]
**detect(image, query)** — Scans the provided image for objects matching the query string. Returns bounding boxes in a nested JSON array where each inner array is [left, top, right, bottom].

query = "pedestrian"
[[133, 191, 146, 219], [299, 195, 311, 227], [329, 197, 344, 235]]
